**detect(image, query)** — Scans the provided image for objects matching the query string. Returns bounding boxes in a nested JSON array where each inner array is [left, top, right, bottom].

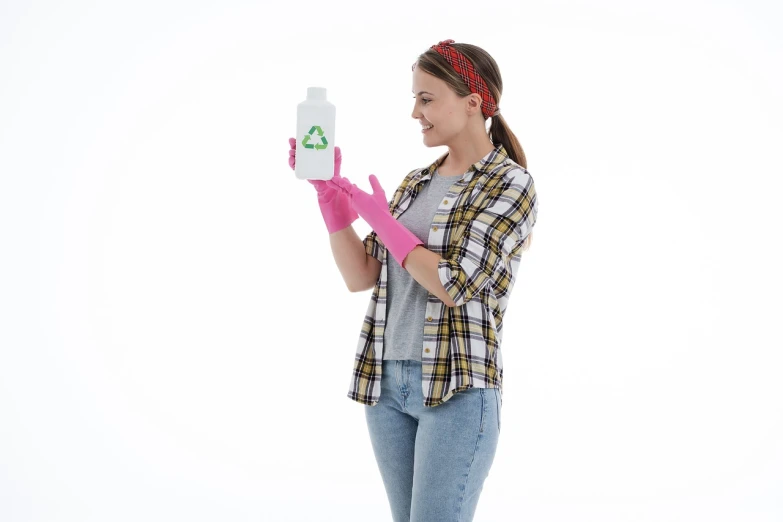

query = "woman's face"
[[411, 66, 481, 147], [412, 67, 461, 146]]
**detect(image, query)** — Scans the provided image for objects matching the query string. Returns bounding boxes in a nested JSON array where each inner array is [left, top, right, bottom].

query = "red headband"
[[413, 39, 500, 119]]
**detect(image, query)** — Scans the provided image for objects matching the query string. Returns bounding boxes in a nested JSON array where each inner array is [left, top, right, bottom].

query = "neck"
[[440, 127, 496, 175]]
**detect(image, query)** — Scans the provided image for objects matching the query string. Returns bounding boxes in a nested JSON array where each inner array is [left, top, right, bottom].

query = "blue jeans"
[[364, 359, 502, 522]]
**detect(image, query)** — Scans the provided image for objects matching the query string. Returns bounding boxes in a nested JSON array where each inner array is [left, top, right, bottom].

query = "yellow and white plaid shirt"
[[347, 143, 538, 407]]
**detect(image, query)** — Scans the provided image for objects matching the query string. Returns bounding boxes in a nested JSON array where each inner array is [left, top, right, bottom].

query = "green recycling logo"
[[301, 125, 329, 150]]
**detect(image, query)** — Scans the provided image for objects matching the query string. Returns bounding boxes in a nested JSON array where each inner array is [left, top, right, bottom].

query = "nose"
[[411, 99, 421, 120]]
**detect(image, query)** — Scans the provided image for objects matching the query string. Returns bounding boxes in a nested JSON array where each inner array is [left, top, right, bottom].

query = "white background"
[[1, 1, 782, 521]]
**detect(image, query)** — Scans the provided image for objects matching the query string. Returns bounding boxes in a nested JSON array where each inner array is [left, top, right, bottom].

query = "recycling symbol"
[[301, 125, 329, 150]]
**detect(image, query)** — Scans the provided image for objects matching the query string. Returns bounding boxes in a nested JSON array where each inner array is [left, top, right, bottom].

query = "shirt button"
[[427, 316, 433, 321], [425, 348, 430, 353], [432, 226, 438, 231], [443, 199, 448, 204]]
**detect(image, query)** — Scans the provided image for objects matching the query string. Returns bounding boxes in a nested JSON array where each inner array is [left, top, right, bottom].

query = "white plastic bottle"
[[295, 86, 336, 181]]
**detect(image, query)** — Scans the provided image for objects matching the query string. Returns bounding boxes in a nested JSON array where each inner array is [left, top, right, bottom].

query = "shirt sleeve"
[[363, 230, 385, 262], [437, 170, 537, 307]]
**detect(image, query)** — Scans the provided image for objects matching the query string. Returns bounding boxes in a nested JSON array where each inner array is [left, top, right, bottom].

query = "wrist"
[[372, 212, 423, 267], [319, 192, 359, 234]]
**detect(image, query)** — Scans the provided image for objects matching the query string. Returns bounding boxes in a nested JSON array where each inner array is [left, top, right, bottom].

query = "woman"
[[288, 39, 538, 522]]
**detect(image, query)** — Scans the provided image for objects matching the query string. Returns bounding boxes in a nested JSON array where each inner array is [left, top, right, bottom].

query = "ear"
[[466, 93, 483, 116]]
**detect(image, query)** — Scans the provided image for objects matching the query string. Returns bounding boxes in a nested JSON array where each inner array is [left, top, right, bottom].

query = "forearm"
[[329, 225, 371, 292], [364, 209, 455, 307], [402, 246, 456, 307]]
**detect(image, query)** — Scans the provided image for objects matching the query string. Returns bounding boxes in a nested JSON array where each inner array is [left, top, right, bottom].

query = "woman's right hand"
[[288, 137, 358, 233], [288, 137, 342, 192]]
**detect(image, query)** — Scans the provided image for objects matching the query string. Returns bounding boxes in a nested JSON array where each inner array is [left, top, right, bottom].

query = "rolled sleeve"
[[437, 172, 537, 307], [363, 230, 385, 262]]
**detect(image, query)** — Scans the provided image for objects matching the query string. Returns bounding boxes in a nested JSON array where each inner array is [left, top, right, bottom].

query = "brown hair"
[[414, 42, 534, 252], [414, 42, 527, 169]]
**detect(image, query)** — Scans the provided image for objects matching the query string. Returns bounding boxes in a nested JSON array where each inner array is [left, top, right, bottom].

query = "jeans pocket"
[[494, 388, 502, 432]]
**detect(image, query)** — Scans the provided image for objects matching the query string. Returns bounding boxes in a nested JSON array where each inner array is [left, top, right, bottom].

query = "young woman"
[[288, 39, 538, 522]]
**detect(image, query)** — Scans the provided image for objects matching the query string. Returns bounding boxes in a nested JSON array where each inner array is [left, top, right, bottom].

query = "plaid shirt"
[[346, 143, 538, 407]]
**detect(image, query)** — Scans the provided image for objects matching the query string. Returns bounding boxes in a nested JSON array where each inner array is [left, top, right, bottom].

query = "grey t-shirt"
[[383, 168, 462, 361]]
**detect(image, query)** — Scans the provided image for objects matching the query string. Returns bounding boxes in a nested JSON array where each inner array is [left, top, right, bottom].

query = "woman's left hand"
[[326, 174, 391, 221], [327, 174, 423, 268]]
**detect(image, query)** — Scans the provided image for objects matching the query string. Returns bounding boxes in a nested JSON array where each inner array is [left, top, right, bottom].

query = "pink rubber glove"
[[327, 174, 423, 269], [288, 137, 358, 234]]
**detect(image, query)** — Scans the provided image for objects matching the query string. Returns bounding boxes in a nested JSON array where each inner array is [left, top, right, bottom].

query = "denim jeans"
[[364, 359, 502, 522]]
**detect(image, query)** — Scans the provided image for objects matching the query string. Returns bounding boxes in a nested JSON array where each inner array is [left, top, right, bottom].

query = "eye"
[[412, 97, 431, 105]]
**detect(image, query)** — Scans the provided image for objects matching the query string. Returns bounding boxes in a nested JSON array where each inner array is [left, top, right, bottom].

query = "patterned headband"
[[413, 39, 500, 119]]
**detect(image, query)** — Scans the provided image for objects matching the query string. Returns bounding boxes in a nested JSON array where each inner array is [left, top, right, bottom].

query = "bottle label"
[[302, 125, 329, 150]]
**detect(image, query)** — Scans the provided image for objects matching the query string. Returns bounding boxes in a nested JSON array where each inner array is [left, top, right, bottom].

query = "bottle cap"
[[307, 87, 327, 100]]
